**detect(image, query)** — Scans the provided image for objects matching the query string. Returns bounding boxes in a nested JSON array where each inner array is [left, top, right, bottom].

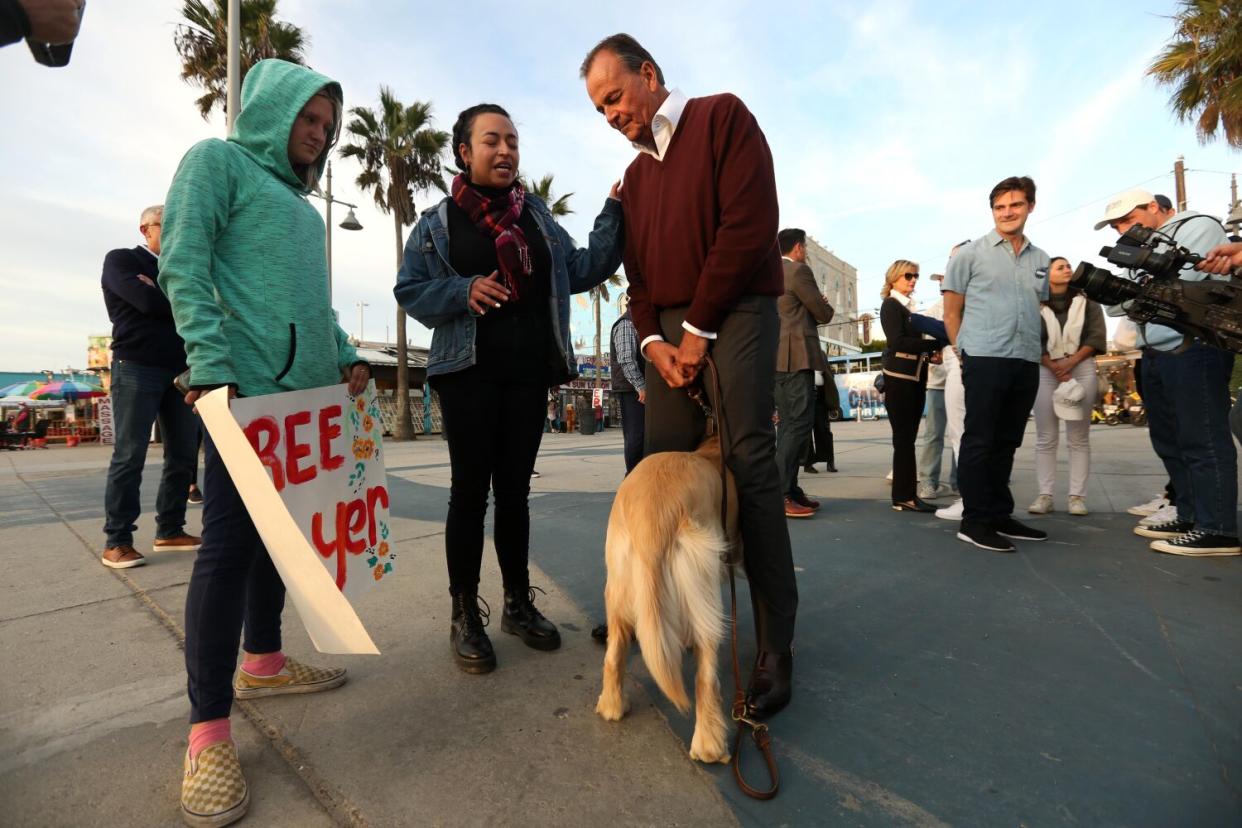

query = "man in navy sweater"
[[100, 205, 201, 569]]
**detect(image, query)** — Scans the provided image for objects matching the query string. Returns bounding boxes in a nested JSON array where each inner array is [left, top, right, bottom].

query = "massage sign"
[[197, 382, 388, 653]]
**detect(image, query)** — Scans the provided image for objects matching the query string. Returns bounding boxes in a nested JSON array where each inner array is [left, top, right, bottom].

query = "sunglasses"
[[901, 273, 919, 281]]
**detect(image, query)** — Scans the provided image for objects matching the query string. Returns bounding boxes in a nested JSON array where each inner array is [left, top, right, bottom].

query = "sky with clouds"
[[1, 0, 1239, 372]]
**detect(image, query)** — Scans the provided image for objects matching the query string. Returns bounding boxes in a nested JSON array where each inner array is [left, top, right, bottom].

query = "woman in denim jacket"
[[394, 103, 622, 674]]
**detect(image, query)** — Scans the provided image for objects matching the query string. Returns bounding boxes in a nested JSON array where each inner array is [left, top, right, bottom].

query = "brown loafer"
[[153, 534, 202, 553], [102, 545, 146, 569]]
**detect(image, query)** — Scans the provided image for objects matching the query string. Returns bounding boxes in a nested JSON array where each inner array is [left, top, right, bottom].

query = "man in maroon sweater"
[[582, 33, 798, 720]]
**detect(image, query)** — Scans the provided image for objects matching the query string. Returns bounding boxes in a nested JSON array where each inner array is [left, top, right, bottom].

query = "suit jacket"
[[776, 258, 834, 372]]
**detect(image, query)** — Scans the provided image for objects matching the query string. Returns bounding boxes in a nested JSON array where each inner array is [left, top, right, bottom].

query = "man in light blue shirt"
[[1097, 189, 1239, 556], [943, 176, 1050, 552]]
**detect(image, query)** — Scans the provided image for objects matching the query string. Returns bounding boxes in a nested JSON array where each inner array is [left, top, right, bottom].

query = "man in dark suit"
[[775, 228, 835, 517], [100, 205, 201, 569]]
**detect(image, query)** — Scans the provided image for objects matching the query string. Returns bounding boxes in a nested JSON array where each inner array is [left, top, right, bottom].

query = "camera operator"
[[1095, 189, 1239, 557]]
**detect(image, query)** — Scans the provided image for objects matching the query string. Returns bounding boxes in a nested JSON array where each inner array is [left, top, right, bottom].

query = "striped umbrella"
[[29, 379, 106, 401], [0, 380, 44, 397]]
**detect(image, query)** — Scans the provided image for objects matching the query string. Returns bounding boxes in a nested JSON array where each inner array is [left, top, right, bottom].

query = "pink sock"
[[189, 718, 231, 761], [241, 651, 286, 677]]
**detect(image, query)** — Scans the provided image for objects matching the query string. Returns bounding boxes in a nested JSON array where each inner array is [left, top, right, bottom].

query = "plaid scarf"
[[450, 174, 533, 300]]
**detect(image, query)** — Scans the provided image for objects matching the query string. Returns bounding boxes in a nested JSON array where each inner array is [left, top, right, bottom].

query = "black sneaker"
[[187, 486, 204, 505], [995, 516, 1046, 541], [1150, 531, 1242, 557], [957, 521, 1016, 553], [1134, 519, 1195, 540]]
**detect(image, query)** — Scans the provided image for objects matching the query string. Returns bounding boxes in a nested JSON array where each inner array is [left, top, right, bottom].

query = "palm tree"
[[524, 173, 574, 219], [1147, 0, 1242, 148], [174, 0, 307, 120], [340, 88, 450, 440]]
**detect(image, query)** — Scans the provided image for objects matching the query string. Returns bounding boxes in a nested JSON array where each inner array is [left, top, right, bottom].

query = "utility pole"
[[1174, 155, 1187, 212], [326, 162, 334, 300], [356, 301, 369, 343], [225, 0, 239, 134]]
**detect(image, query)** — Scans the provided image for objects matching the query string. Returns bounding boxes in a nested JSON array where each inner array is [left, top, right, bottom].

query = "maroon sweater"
[[621, 93, 782, 343]]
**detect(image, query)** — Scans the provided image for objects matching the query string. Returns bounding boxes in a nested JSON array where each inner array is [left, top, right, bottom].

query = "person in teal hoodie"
[[159, 58, 369, 828]]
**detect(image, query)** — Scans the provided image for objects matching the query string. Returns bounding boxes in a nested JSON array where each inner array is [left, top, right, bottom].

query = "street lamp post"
[[311, 161, 364, 304], [356, 301, 369, 343]]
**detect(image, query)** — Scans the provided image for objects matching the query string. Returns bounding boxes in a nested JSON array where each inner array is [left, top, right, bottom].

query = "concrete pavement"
[[2, 419, 1240, 826]]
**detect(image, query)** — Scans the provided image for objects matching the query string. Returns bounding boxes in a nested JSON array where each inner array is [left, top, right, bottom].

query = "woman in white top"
[[1029, 257, 1107, 516]]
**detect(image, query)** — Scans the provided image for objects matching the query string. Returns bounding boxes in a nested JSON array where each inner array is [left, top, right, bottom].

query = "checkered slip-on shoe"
[[181, 742, 248, 827], [233, 656, 347, 700]]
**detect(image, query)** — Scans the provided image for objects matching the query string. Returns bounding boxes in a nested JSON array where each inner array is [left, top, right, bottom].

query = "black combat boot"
[[450, 592, 496, 674], [500, 586, 561, 651]]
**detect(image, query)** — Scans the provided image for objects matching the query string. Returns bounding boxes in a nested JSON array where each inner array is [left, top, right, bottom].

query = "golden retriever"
[[595, 434, 739, 764]]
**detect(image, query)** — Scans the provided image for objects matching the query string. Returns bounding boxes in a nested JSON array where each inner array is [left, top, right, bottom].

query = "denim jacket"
[[394, 195, 623, 379]]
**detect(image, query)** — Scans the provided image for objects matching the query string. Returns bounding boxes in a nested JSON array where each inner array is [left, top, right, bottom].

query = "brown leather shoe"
[[784, 497, 814, 519], [792, 491, 820, 510], [101, 545, 146, 569], [153, 534, 202, 553]]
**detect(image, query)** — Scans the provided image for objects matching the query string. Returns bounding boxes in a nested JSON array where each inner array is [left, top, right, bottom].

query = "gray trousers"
[[644, 296, 798, 653], [774, 369, 814, 498]]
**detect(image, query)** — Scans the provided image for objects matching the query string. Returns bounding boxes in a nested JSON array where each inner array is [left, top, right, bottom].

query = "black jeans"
[[103, 359, 200, 547], [617, 390, 645, 474], [884, 375, 926, 503], [184, 431, 285, 723], [431, 368, 547, 596], [645, 297, 798, 654], [958, 355, 1039, 524]]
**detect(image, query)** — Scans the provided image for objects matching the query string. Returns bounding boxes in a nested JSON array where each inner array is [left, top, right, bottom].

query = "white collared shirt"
[[633, 88, 687, 162], [635, 87, 721, 354]]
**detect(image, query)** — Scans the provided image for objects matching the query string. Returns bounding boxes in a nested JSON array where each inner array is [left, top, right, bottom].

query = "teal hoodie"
[[159, 59, 358, 396]]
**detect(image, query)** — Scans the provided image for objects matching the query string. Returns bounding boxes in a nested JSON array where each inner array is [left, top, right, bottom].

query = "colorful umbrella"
[[29, 379, 105, 401], [0, 380, 44, 397]]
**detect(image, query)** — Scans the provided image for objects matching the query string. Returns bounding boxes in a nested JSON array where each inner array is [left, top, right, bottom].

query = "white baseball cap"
[[1053, 378, 1087, 421], [1093, 188, 1157, 231]]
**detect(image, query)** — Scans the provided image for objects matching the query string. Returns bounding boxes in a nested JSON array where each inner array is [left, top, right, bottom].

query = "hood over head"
[[229, 59, 342, 192]]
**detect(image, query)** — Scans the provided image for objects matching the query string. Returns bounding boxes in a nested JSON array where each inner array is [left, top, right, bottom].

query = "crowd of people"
[[72, 23, 1242, 827]]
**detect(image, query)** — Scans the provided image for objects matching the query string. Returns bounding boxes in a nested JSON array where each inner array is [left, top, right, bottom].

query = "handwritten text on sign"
[[230, 383, 394, 600]]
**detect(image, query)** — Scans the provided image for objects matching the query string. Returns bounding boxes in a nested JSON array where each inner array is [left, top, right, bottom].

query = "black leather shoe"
[[590, 623, 608, 644], [825, 464, 838, 473], [450, 593, 496, 674], [802, 464, 819, 474], [746, 651, 792, 720], [501, 586, 562, 651], [892, 497, 936, 513]]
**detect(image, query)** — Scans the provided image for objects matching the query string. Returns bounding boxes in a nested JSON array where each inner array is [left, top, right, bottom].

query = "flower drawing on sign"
[[352, 437, 375, 461], [347, 461, 366, 492], [363, 414, 374, 432]]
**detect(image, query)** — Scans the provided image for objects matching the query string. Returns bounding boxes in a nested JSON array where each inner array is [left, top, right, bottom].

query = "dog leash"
[[690, 355, 780, 801]]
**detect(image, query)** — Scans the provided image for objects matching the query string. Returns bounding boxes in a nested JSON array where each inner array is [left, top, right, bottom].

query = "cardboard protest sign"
[[196, 385, 383, 655]]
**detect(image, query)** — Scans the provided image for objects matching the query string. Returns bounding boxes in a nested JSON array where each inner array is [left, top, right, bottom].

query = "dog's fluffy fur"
[[595, 434, 739, 764]]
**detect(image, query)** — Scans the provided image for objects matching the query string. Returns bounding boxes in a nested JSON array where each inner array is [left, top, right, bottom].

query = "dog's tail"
[[632, 515, 726, 715]]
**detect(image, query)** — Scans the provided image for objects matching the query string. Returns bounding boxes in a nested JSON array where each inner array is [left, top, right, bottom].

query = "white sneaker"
[[1139, 503, 1178, 526], [1068, 495, 1088, 516], [935, 498, 964, 520], [1127, 494, 1168, 517], [1028, 494, 1054, 514]]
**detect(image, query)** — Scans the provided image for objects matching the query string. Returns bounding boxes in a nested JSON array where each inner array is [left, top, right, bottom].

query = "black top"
[[446, 187, 557, 384], [880, 295, 938, 383], [101, 246, 188, 372]]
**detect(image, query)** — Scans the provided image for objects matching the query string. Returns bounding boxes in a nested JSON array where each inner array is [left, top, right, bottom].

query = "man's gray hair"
[[140, 204, 163, 225], [580, 33, 665, 86]]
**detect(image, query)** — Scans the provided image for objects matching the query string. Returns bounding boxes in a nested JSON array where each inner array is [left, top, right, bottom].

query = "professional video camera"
[[1070, 223, 1242, 353]]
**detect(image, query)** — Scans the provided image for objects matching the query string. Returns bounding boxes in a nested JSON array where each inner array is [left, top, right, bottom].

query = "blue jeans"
[[774, 370, 814, 499], [184, 431, 286, 722], [918, 388, 956, 489], [1142, 345, 1237, 536], [103, 359, 200, 547], [617, 390, 645, 474]]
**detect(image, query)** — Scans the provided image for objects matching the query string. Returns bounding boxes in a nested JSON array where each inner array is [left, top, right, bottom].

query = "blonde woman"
[[880, 260, 944, 512]]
